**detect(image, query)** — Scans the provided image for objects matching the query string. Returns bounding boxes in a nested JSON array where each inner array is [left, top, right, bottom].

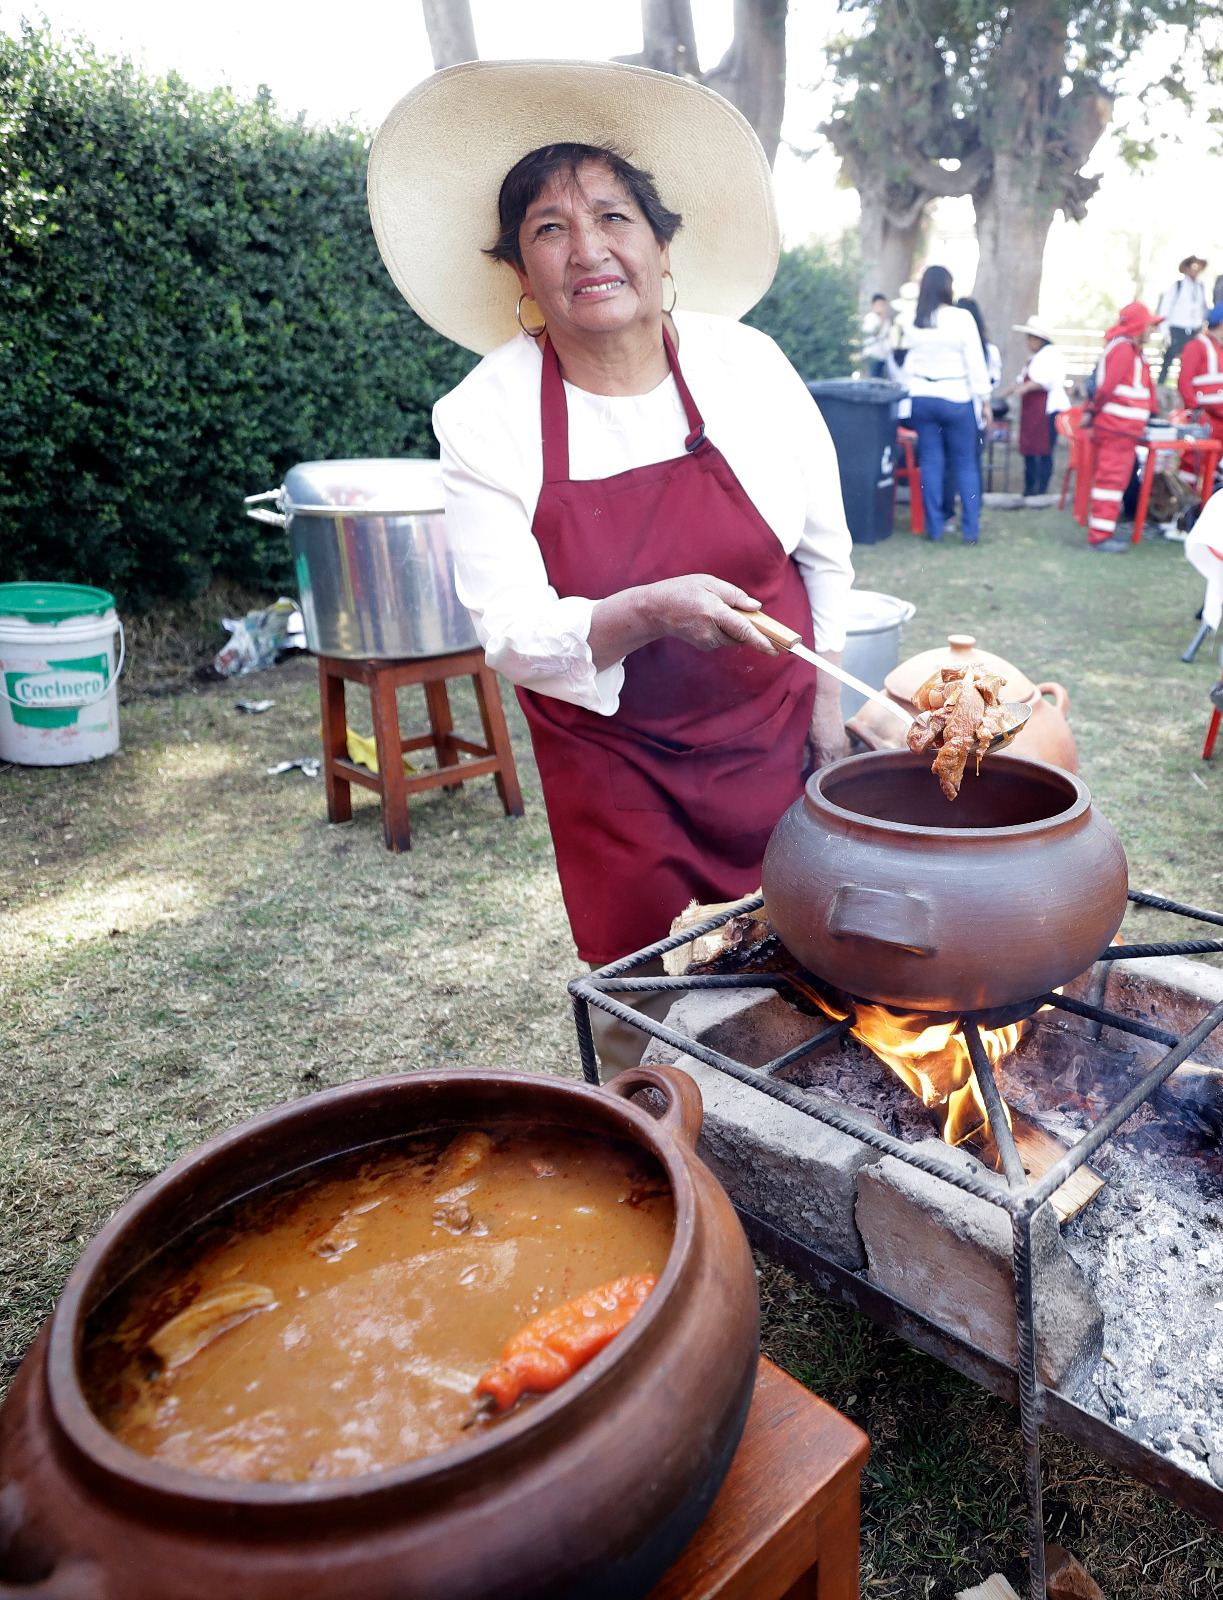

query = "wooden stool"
[[648, 1356, 870, 1600], [318, 650, 524, 853]]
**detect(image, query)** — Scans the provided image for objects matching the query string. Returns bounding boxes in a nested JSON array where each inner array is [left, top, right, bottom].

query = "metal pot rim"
[[808, 748, 1090, 840], [46, 1069, 697, 1515], [281, 498, 446, 517]]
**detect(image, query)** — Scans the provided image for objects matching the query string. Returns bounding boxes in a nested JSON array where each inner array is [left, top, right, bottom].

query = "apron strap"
[[662, 327, 710, 453], [539, 324, 710, 485]]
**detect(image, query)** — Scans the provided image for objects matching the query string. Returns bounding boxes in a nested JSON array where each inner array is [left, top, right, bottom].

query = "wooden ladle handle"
[[746, 611, 802, 651]]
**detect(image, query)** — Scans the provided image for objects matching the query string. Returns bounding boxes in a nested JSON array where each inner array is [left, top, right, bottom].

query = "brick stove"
[[568, 891, 1223, 1600]]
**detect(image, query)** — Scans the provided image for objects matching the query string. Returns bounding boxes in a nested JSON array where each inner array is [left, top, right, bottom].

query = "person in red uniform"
[[1178, 302, 1223, 445], [1084, 302, 1161, 552]]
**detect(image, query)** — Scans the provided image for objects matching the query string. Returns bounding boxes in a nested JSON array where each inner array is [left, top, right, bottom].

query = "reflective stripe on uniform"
[[1090, 516, 1117, 532], [1090, 487, 1124, 501], [1102, 401, 1151, 420]]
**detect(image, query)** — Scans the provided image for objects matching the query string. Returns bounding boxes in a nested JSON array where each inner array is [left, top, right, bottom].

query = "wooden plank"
[[1009, 1111, 1105, 1224], [646, 1357, 869, 1600]]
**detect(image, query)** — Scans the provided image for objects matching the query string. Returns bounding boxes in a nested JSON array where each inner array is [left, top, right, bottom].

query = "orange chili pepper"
[[475, 1274, 657, 1413]]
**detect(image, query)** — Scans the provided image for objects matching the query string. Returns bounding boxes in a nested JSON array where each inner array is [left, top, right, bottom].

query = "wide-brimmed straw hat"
[[1012, 316, 1057, 343], [367, 60, 779, 356]]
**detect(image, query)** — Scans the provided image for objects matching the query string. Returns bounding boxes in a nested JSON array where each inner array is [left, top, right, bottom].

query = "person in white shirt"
[[996, 317, 1070, 497], [861, 293, 892, 377], [366, 61, 854, 1069], [903, 266, 991, 541], [1157, 255, 1209, 383]]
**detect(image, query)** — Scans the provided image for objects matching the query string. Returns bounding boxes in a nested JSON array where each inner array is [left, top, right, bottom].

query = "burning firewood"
[[907, 665, 1011, 801]]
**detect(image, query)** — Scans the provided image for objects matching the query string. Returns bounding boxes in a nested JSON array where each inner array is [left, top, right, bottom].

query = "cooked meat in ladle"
[[907, 666, 1012, 801]]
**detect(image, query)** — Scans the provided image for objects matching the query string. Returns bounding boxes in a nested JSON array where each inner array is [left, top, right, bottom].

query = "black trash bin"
[[806, 378, 906, 544]]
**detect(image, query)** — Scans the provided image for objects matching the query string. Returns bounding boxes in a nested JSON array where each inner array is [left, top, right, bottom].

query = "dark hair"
[[870, 291, 888, 304], [956, 295, 990, 360], [914, 265, 954, 329], [485, 143, 683, 272]]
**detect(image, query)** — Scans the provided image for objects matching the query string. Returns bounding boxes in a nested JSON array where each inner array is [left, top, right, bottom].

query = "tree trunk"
[[632, 0, 701, 76], [857, 185, 928, 303], [422, 0, 478, 70], [971, 157, 1058, 380], [704, 0, 788, 167], [968, 0, 1110, 378]]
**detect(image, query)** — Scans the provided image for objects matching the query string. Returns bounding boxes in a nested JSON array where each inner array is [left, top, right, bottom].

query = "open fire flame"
[[808, 991, 1031, 1148], [847, 1004, 1023, 1147]]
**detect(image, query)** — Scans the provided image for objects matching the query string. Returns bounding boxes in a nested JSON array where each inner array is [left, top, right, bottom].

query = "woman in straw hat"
[[369, 61, 853, 1066], [997, 317, 1069, 499]]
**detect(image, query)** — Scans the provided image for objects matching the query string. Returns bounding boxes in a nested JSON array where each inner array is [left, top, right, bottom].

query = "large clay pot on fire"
[[761, 750, 1127, 1013], [0, 1066, 758, 1600]]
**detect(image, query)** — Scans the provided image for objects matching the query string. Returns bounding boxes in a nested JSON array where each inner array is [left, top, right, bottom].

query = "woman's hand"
[[809, 652, 847, 769], [588, 576, 778, 671]]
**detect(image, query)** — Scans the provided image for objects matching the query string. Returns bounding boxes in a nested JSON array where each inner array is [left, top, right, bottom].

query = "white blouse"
[[432, 310, 854, 718], [1019, 342, 1071, 415], [903, 305, 992, 405]]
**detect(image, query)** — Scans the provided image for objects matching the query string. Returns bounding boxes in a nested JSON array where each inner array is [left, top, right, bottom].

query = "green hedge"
[[0, 28, 475, 606], [746, 239, 859, 383], [0, 28, 856, 607]]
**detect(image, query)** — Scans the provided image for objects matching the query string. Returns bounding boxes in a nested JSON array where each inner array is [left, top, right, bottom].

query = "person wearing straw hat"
[[368, 61, 853, 1066], [997, 316, 1069, 498], [1157, 255, 1209, 384], [1178, 302, 1223, 447]]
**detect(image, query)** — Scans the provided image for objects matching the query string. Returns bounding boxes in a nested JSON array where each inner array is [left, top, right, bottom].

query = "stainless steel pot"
[[245, 459, 479, 660], [839, 590, 916, 720]]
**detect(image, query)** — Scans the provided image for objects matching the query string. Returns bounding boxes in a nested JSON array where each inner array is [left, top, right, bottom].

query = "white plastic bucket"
[[840, 590, 917, 719], [0, 583, 125, 766]]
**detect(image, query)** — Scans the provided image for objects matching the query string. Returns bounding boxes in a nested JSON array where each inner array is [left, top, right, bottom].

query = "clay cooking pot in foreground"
[[0, 1066, 759, 1600]]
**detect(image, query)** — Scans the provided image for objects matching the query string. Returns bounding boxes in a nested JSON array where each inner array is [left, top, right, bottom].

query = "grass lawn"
[[2, 504, 1222, 1597]]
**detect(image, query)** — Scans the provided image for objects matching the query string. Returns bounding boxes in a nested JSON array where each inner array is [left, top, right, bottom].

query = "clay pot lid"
[[884, 633, 1039, 705]]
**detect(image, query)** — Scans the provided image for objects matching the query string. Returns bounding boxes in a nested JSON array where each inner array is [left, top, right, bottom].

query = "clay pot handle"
[[1035, 681, 1070, 714], [602, 1065, 704, 1152], [0, 1559, 104, 1598]]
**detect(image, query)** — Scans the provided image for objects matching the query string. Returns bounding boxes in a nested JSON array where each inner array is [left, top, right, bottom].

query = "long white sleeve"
[[438, 411, 625, 716], [432, 312, 855, 709]]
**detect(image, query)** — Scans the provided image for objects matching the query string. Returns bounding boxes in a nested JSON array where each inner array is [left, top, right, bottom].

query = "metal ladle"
[[744, 611, 1032, 755]]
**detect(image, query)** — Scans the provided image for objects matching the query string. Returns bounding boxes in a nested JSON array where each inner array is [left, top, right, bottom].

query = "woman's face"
[[1026, 334, 1045, 354], [514, 159, 669, 342]]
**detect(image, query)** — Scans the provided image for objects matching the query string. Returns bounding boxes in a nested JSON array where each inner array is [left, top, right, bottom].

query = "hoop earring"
[[516, 293, 546, 337], [663, 271, 677, 315]]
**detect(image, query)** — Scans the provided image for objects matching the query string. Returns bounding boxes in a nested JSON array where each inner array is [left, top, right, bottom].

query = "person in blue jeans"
[[901, 266, 991, 542]]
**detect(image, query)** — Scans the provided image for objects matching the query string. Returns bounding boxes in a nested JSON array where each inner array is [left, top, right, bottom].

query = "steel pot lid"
[[280, 458, 443, 517], [884, 632, 1038, 706], [844, 589, 916, 636]]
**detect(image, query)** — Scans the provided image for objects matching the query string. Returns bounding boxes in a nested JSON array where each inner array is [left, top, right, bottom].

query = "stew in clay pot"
[[0, 1066, 759, 1600]]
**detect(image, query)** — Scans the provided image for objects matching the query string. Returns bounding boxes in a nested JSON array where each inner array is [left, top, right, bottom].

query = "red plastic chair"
[[894, 427, 924, 535], [1056, 406, 1088, 516]]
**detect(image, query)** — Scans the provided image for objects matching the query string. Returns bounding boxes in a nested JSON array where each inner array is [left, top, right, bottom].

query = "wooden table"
[[647, 1357, 870, 1600]]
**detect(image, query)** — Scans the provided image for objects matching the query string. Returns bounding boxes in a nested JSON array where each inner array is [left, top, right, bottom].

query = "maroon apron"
[[518, 330, 816, 965], [1019, 367, 1051, 456]]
